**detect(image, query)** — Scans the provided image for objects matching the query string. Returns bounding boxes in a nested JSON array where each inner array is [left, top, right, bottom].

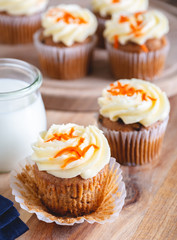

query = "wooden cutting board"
[[0, 94, 177, 240], [0, 0, 177, 111]]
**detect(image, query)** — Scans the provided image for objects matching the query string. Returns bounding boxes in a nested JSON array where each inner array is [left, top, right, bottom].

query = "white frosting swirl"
[[31, 124, 110, 179], [92, 0, 148, 17], [0, 0, 48, 16], [42, 4, 98, 46], [98, 79, 170, 127], [104, 10, 169, 45]]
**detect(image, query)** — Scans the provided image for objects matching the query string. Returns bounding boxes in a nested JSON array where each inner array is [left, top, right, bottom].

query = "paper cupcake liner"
[[106, 40, 170, 81], [0, 12, 42, 44], [95, 15, 106, 48], [98, 118, 168, 166], [34, 30, 97, 80], [10, 157, 126, 225]]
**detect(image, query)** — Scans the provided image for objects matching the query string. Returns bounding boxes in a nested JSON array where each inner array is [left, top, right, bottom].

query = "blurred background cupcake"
[[0, 0, 49, 44], [32, 123, 110, 217], [104, 10, 170, 81], [91, 0, 148, 48], [34, 4, 98, 80], [97, 78, 170, 166]]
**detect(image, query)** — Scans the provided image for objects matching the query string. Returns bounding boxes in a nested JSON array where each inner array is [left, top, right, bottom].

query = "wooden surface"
[[0, 94, 177, 240], [0, 0, 177, 111]]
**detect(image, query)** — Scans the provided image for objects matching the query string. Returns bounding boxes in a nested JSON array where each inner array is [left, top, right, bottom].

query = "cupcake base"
[[106, 39, 169, 81], [34, 164, 108, 217], [98, 116, 168, 166], [0, 12, 42, 44], [34, 30, 97, 80]]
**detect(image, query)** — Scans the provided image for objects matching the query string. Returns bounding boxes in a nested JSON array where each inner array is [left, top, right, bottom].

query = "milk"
[[0, 79, 47, 172]]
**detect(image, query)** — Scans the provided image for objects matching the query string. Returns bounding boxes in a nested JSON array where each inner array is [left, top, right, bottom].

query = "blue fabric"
[[0, 206, 20, 229], [0, 195, 29, 239], [0, 218, 29, 240], [0, 195, 13, 215]]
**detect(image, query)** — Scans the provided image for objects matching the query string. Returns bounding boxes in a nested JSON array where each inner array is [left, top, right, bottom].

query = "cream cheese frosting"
[[42, 4, 98, 46], [104, 10, 169, 46], [0, 0, 48, 16], [31, 124, 110, 179], [98, 79, 170, 127], [92, 0, 148, 17]]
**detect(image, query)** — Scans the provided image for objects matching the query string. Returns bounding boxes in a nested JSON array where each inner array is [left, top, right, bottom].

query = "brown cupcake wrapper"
[[0, 13, 42, 44], [98, 118, 168, 166], [95, 15, 106, 48], [106, 40, 170, 81], [34, 30, 97, 80], [34, 164, 108, 217]]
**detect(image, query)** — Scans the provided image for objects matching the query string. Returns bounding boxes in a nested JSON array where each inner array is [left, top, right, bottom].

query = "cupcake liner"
[[10, 157, 126, 225], [106, 40, 170, 81], [98, 118, 168, 166], [0, 12, 42, 44], [34, 164, 109, 217], [95, 15, 106, 48], [34, 30, 97, 80]]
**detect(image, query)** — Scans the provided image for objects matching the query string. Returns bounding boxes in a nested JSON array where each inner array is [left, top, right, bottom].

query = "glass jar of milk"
[[0, 58, 47, 172]]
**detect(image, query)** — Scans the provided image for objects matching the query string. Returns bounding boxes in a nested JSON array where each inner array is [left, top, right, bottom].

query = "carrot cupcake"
[[32, 124, 110, 217], [34, 4, 98, 80], [0, 0, 48, 44], [104, 10, 169, 80], [91, 0, 148, 47], [97, 79, 170, 166]]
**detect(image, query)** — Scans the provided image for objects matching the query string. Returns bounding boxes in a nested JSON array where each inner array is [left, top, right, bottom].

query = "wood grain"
[[132, 159, 177, 240]]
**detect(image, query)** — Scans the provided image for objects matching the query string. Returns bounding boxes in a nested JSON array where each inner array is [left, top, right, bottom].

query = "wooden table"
[[0, 94, 177, 240]]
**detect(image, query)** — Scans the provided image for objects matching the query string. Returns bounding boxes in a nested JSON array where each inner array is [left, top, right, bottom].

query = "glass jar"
[[0, 58, 47, 172]]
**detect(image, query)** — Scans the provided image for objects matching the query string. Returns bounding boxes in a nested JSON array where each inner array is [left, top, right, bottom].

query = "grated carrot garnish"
[[45, 127, 77, 143], [46, 127, 99, 168], [119, 16, 129, 23], [47, 8, 87, 24], [107, 81, 157, 102], [114, 35, 119, 49], [140, 44, 148, 53], [112, 0, 120, 3]]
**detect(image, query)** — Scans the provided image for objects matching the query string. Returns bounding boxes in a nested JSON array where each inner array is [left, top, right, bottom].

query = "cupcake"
[[0, 0, 48, 44], [104, 10, 169, 80], [97, 79, 170, 166], [91, 0, 148, 47], [34, 4, 98, 80], [32, 124, 110, 217]]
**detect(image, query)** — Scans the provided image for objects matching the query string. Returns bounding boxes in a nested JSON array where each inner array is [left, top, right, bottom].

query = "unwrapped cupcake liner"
[[106, 40, 170, 81], [95, 15, 106, 48], [34, 30, 97, 80], [10, 157, 126, 225], [0, 12, 42, 44], [98, 118, 168, 166]]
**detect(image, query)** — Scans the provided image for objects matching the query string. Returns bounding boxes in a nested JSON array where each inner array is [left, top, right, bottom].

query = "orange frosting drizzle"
[[47, 8, 87, 24], [114, 11, 148, 52], [46, 127, 99, 168], [107, 81, 157, 102]]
